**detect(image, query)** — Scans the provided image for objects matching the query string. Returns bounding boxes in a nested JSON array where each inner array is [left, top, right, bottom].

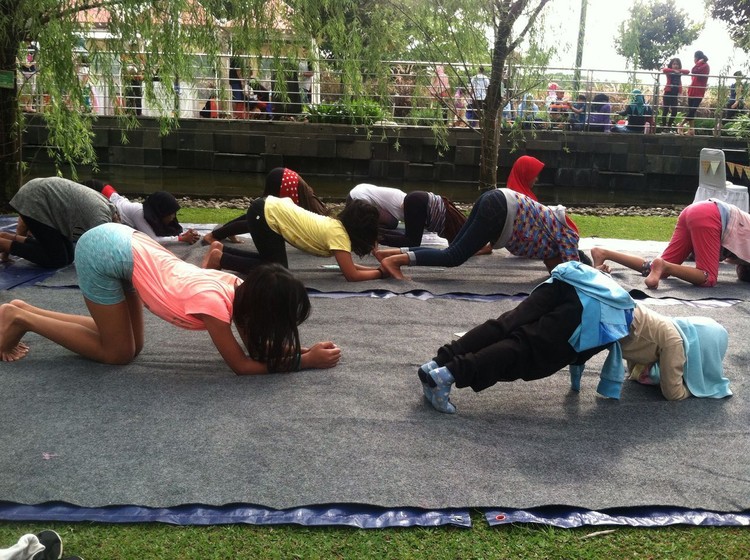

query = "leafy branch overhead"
[[615, 0, 703, 71]]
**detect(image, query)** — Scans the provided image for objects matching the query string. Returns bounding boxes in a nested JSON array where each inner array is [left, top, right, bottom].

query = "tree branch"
[[508, 0, 551, 52], [39, 0, 129, 27]]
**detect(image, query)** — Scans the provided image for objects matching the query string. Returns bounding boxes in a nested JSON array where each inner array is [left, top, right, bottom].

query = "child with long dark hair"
[[0, 223, 340, 372], [660, 57, 689, 130], [202, 168, 328, 245], [203, 196, 384, 282]]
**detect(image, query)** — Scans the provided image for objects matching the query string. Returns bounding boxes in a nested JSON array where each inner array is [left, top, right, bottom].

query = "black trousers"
[[218, 198, 289, 274], [433, 280, 607, 392], [379, 191, 431, 247], [10, 215, 74, 268]]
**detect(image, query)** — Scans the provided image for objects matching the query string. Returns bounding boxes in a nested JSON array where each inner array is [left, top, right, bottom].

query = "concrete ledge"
[[21, 116, 749, 196]]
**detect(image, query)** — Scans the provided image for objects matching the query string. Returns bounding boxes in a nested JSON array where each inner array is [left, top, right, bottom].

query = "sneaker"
[[425, 366, 457, 414], [417, 360, 438, 401], [33, 530, 63, 560]]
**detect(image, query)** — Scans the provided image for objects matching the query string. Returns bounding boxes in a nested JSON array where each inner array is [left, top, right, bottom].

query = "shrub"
[[306, 99, 385, 125]]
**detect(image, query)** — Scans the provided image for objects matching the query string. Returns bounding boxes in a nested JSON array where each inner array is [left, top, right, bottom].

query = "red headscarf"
[[507, 155, 544, 200], [507, 155, 579, 234], [278, 168, 300, 204]]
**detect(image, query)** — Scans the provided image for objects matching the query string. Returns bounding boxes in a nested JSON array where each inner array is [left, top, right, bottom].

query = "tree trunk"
[[0, 41, 22, 206], [478, 39, 509, 190]]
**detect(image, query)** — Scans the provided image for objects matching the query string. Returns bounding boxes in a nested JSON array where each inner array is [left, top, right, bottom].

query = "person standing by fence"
[[678, 51, 710, 136]]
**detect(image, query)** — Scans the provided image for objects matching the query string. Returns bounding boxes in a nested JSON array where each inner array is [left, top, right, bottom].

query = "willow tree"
[[1, 0, 553, 202], [0, 0, 291, 203], [384, 0, 552, 189]]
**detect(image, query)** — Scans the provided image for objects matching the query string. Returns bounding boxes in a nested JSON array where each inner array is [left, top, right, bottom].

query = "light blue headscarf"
[[643, 317, 732, 398], [630, 89, 646, 116]]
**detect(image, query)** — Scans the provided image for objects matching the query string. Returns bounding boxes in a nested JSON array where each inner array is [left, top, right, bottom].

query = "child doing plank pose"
[[0, 223, 340, 373]]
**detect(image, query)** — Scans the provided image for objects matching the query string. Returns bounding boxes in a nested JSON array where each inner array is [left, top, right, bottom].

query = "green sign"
[[0, 70, 14, 89]]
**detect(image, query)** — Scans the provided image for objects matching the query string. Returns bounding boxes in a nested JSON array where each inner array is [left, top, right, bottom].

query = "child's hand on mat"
[[302, 341, 341, 369], [178, 229, 200, 244]]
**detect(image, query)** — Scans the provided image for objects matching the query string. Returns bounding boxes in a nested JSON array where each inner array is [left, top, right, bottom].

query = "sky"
[[542, 0, 745, 76]]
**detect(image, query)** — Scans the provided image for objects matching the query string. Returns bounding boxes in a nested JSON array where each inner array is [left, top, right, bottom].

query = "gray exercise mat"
[[33, 235, 750, 301], [0, 288, 748, 512]]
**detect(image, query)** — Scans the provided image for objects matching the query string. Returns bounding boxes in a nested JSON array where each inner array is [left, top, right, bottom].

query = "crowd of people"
[[0, 158, 742, 415], [500, 50, 741, 135]]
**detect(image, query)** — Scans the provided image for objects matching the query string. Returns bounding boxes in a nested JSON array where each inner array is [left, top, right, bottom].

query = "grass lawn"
[[0, 515, 747, 559], [4, 210, 744, 558]]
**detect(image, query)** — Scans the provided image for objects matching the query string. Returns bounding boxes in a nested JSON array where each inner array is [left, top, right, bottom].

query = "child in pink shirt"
[[0, 223, 340, 373]]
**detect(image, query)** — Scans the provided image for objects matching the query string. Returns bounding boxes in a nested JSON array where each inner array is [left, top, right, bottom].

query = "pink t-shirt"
[[131, 233, 241, 330]]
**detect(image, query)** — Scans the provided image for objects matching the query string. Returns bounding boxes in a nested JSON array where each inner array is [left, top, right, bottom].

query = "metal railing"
[[16, 56, 746, 137]]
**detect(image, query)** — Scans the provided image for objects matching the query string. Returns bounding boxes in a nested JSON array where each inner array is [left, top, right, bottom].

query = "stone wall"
[[22, 115, 749, 193]]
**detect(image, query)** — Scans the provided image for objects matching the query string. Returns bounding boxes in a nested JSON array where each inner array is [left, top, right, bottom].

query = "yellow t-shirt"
[[264, 196, 351, 256]]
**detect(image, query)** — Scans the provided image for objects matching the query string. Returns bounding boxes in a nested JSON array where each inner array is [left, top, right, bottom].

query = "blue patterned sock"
[[426, 366, 456, 414], [417, 360, 439, 400]]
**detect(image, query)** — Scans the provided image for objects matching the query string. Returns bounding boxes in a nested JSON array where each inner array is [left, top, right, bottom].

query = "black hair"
[[668, 57, 682, 69], [143, 191, 182, 236], [737, 264, 750, 283], [80, 179, 107, 193], [577, 250, 593, 267], [591, 92, 609, 112], [337, 199, 379, 257], [232, 263, 311, 373], [694, 50, 707, 62], [263, 167, 286, 196]]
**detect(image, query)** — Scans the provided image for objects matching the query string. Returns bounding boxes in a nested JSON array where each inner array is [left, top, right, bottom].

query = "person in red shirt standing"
[[678, 50, 710, 136]]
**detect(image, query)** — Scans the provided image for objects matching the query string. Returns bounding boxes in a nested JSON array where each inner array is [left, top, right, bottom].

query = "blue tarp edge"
[[0, 502, 471, 529]]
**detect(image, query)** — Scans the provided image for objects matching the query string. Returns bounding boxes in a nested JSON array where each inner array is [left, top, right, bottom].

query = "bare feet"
[[201, 241, 224, 270], [380, 255, 407, 280], [0, 304, 29, 361], [474, 243, 493, 256], [205, 231, 243, 244], [645, 257, 666, 289], [373, 248, 401, 263]]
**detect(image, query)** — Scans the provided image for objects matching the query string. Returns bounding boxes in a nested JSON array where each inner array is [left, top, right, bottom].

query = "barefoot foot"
[[201, 241, 224, 269], [645, 257, 665, 289], [0, 304, 29, 361], [380, 255, 407, 280], [373, 248, 400, 263]]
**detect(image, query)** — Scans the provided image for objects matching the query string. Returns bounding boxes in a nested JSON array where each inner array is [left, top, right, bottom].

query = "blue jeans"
[[409, 189, 508, 267]]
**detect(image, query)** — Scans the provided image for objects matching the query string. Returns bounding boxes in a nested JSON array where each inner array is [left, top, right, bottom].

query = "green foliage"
[[710, 0, 750, 52], [615, 0, 703, 70], [725, 113, 750, 139], [388, 0, 492, 63], [306, 99, 386, 125], [407, 105, 444, 126]]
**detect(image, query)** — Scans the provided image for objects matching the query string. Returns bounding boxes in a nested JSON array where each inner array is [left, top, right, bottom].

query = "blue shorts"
[[75, 223, 135, 305]]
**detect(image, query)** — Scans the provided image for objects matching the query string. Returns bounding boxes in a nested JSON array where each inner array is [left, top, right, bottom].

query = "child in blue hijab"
[[418, 262, 731, 414]]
